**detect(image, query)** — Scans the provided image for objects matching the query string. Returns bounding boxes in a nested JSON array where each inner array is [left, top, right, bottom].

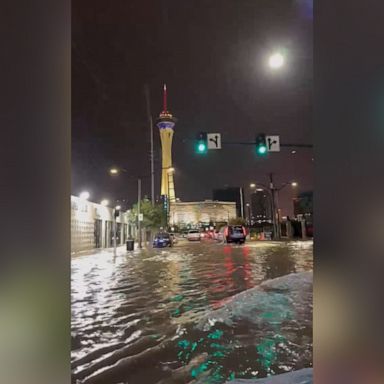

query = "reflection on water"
[[72, 241, 313, 383]]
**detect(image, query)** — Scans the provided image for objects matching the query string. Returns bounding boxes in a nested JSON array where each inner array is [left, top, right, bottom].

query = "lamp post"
[[109, 167, 143, 249], [144, 84, 155, 206]]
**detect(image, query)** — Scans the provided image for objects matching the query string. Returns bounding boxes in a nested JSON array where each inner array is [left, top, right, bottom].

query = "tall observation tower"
[[157, 84, 176, 202]]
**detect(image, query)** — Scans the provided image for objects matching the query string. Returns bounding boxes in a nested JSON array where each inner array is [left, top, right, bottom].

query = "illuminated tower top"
[[157, 84, 177, 129]]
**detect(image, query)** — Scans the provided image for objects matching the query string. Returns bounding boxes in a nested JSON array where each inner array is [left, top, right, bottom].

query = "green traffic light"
[[198, 143, 206, 153], [257, 145, 267, 155]]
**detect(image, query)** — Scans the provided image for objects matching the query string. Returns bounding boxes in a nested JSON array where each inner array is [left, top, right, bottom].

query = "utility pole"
[[240, 187, 245, 219], [144, 85, 155, 206], [138, 178, 142, 248], [275, 188, 282, 239], [269, 173, 279, 240]]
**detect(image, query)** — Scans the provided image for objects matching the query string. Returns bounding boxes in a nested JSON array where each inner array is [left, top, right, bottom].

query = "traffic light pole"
[[144, 85, 155, 206]]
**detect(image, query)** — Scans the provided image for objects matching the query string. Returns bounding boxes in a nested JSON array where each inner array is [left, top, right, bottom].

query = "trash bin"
[[126, 239, 134, 251]]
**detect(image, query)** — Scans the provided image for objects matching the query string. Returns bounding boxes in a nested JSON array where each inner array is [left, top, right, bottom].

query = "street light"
[[109, 167, 142, 249], [79, 191, 90, 200], [268, 52, 284, 69], [291, 181, 298, 187], [110, 168, 119, 175], [115, 205, 121, 210], [101, 199, 109, 206]]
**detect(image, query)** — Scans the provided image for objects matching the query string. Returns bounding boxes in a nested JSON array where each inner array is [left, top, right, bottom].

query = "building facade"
[[169, 200, 237, 227], [251, 191, 272, 222], [71, 196, 133, 254], [293, 191, 313, 217], [212, 187, 245, 218]]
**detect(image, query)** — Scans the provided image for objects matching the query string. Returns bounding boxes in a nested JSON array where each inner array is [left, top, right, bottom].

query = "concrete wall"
[[71, 196, 132, 253], [169, 201, 237, 226]]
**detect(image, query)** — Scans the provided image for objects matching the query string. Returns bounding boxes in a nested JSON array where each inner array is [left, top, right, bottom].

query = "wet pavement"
[[71, 240, 313, 384]]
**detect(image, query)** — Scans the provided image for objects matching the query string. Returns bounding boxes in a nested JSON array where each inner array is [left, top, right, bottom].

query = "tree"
[[129, 198, 164, 230]]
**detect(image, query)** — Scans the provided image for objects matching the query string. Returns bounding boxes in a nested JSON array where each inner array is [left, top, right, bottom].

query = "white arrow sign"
[[266, 135, 280, 152], [207, 133, 222, 149]]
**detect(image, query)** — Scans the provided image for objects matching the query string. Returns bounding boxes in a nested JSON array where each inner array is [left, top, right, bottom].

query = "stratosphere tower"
[[156, 84, 176, 202]]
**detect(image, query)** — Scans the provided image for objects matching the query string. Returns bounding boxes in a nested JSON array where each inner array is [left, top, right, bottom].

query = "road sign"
[[266, 135, 280, 152], [207, 133, 222, 149], [138, 213, 144, 221]]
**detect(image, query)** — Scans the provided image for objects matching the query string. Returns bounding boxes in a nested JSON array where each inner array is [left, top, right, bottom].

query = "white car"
[[187, 230, 201, 241]]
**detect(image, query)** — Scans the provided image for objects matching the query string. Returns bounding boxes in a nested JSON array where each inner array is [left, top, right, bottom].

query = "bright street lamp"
[[291, 181, 298, 187], [268, 53, 284, 69], [101, 199, 109, 206], [79, 191, 90, 200], [250, 183, 265, 192], [115, 205, 121, 210], [110, 168, 119, 175]]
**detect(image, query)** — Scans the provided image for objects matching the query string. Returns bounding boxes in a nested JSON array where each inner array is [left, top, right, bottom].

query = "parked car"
[[187, 230, 201, 241], [223, 225, 247, 244], [153, 232, 173, 248]]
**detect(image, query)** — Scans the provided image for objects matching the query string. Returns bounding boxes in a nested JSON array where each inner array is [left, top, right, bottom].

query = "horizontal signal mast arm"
[[181, 138, 313, 148]]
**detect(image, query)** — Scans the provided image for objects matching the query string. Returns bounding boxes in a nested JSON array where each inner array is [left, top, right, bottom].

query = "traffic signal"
[[255, 133, 267, 156], [196, 132, 208, 154]]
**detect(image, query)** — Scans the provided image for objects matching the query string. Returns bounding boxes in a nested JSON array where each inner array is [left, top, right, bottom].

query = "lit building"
[[251, 190, 272, 222], [169, 201, 237, 228], [156, 84, 176, 202], [293, 191, 313, 217], [71, 195, 132, 254]]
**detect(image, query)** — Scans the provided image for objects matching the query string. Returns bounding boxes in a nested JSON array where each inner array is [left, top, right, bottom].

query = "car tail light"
[[242, 227, 246, 236], [224, 227, 228, 237]]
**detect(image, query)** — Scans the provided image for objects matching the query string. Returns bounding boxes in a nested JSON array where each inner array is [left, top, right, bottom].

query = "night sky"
[[72, 0, 313, 216]]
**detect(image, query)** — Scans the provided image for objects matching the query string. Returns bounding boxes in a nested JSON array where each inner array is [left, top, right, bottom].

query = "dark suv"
[[225, 225, 247, 244]]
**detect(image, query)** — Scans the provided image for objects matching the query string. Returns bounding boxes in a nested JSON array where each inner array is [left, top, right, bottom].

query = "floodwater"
[[72, 240, 313, 384]]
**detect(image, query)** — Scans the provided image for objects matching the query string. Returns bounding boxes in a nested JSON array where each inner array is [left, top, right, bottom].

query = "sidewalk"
[[71, 242, 148, 257]]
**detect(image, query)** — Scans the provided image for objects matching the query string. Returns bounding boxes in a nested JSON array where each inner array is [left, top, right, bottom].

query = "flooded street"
[[72, 240, 313, 384]]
